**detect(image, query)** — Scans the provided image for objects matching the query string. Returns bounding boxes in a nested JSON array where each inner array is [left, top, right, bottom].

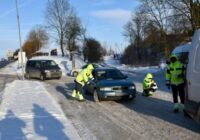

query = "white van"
[[185, 29, 200, 122], [172, 42, 191, 64]]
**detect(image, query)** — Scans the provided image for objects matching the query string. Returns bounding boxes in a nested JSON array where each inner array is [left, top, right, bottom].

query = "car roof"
[[28, 59, 53, 62], [94, 67, 117, 71]]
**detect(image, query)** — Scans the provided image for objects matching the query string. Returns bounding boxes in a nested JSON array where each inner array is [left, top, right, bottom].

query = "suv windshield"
[[42, 60, 58, 68], [96, 69, 126, 80]]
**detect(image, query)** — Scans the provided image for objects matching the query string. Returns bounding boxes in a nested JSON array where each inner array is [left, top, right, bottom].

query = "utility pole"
[[15, 0, 24, 80]]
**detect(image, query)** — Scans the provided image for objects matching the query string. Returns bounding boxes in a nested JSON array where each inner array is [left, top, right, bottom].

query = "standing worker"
[[166, 55, 186, 113], [142, 73, 158, 96], [72, 64, 94, 101]]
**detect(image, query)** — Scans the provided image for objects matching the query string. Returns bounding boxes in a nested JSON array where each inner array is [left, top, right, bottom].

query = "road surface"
[[44, 71, 200, 140], [0, 74, 18, 104]]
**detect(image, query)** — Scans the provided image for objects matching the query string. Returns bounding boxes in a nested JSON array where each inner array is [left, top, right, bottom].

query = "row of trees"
[[22, 26, 49, 58], [20, 0, 105, 62], [122, 0, 200, 65]]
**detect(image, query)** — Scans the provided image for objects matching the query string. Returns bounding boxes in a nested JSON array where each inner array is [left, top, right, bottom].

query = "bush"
[[83, 38, 106, 63]]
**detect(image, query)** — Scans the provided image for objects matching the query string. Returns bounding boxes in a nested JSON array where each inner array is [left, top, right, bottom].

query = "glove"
[[87, 79, 95, 85], [166, 80, 170, 89]]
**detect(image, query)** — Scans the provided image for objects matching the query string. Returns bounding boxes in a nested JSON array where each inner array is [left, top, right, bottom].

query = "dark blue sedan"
[[85, 67, 137, 102]]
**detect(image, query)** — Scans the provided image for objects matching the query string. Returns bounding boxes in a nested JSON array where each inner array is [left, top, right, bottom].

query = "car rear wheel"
[[25, 73, 30, 80], [73, 71, 78, 77], [40, 74, 45, 81], [93, 90, 99, 102]]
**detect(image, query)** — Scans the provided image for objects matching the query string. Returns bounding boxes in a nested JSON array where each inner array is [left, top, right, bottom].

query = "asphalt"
[[44, 73, 200, 140]]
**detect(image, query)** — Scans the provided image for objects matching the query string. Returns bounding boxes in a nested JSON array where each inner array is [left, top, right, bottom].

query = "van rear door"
[[187, 30, 200, 103]]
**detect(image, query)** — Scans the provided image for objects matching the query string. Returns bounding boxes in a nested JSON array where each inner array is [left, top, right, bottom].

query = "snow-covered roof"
[[36, 47, 51, 53], [172, 42, 192, 54]]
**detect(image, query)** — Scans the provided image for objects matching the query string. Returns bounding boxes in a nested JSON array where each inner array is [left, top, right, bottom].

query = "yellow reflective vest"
[[166, 60, 185, 85], [75, 68, 93, 86], [143, 78, 155, 90]]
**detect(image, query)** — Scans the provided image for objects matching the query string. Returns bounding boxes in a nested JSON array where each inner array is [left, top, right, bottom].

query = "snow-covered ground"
[[104, 56, 163, 74], [0, 80, 81, 140], [0, 55, 164, 77]]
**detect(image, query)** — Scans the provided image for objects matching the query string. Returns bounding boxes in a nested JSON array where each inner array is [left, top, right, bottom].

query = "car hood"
[[97, 79, 134, 87]]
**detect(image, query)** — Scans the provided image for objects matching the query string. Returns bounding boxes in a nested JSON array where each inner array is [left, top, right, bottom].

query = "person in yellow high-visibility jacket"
[[166, 55, 186, 113], [72, 64, 94, 101], [142, 73, 158, 97]]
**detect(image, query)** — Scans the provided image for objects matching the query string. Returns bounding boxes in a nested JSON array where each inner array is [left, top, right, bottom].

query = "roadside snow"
[[0, 80, 81, 140], [0, 61, 24, 76], [104, 56, 161, 74]]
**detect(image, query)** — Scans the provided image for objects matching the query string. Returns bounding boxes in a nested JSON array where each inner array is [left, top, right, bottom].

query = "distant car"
[[25, 60, 62, 81], [71, 63, 105, 77], [84, 67, 136, 102]]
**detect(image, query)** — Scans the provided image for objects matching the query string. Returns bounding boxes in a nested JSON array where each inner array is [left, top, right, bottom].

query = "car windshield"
[[43, 60, 58, 68], [96, 69, 126, 80]]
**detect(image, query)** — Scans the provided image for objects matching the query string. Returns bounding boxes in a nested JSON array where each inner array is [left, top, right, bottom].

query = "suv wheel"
[[73, 71, 78, 77], [93, 90, 99, 102], [25, 73, 30, 80], [40, 74, 45, 81]]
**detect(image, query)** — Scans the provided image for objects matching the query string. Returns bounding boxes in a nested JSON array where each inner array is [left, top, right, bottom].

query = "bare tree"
[[27, 25, 49, 52], [64, 9, 82, 62], [166, 0, 200, 33], [45, 0, 70, 57], [139, 0, 172, 57]]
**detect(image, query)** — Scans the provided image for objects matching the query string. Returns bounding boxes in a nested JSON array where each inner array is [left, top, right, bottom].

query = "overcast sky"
[[0, 0, 139, 58]]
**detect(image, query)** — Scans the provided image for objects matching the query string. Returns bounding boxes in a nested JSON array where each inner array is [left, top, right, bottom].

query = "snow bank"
[[0, 80, 81, 140], [104, 55, 161, 74], [0, 61, 24, 76]]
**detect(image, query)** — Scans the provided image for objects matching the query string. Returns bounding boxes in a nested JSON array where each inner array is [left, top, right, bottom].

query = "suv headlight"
[[45, 70, 51, 73], [100, 87, 112, 91], [129, 86, 135, 90]]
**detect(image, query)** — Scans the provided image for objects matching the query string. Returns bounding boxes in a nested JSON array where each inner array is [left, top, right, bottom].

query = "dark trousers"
[[75, 81, 84, 95], [171, 83, 185, 104]]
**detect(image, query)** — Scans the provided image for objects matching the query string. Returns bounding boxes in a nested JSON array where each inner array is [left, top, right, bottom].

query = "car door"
[[30, 61, 41, 78], [28, 61, 36, 78], [34, 61, 42, 78], [187, 30, 200, 103], [85, 71, 96, 94]]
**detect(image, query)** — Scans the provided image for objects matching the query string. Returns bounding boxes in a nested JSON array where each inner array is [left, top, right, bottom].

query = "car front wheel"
[[25, 73, 30, 80], [93, 90, 99, 102], [40, 74, 45, 81]]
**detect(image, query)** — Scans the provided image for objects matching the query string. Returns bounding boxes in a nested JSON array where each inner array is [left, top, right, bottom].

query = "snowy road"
[[0, 75, 17, 102], [44, 71, 200, 140]]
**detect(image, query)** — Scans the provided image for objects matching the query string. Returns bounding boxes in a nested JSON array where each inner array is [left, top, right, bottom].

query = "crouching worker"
[[142, 73, 158, 97], [72, 64, 94, 101]]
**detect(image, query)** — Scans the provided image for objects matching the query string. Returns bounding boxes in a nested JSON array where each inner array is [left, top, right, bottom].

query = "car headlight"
[[129, 86, 135, 90], [45, 70, 51, 73], [100, 87, 112, 91]]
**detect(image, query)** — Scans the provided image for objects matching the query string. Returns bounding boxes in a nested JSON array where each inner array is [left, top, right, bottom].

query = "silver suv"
[[25, 60, 62, 80]]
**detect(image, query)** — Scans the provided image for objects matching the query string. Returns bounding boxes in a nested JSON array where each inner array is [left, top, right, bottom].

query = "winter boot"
[[173, 103, 179, 113], [72, 90, 77, 98], [77, 92, 85, 101], [179, 103, 185, 112], [148, 91, 153, 96]]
